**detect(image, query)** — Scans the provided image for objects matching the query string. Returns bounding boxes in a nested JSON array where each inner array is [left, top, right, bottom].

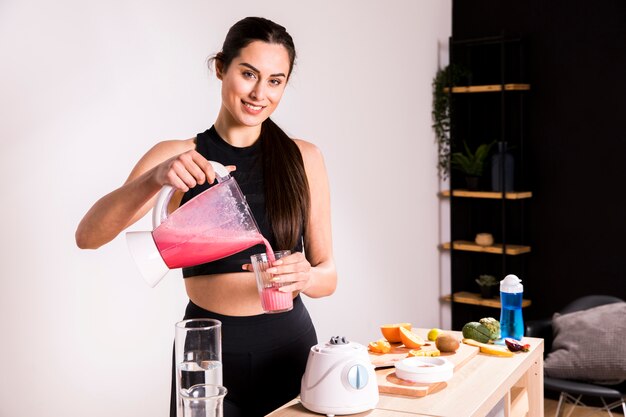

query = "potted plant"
[[475, 274, 499, 299], [432, 67, 453, 180], [451, 141, 495, 190]]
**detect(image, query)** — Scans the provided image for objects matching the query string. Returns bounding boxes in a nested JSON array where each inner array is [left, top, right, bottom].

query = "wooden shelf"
[[440, 189, 532, 200], [441, 241, 531, 255], [441, 291, 532, 308], [443, 83, 530, 93]]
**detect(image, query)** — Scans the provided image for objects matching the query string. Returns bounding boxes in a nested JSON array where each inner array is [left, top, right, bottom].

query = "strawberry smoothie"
[[260, 287, 293, 313], [251, 250, 293, 313]]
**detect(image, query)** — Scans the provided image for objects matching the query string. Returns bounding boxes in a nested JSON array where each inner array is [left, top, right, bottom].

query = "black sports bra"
[[180, 126, 303, 277]]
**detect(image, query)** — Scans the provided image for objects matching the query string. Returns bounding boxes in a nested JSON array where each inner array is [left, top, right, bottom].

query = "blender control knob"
[[347, 364, 369, 389], [329, 336, 349, 345]]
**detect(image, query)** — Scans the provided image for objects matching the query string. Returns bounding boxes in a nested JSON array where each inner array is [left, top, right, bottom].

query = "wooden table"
[[267, 331, 544, 417]]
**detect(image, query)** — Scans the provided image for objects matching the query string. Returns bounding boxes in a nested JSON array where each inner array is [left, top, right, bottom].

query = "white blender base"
[[300, 400, 379, 417], [126, 231, 170, 287]]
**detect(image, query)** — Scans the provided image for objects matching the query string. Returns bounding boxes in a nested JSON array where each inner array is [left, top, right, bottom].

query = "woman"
[[75, 17, 336, 417]]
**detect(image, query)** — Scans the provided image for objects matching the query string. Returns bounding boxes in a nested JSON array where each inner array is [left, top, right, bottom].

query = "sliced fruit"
[[462, 338, 514, 357], [427, 328, 444, 342], [399, 326, 426, 348], [479, 317, 501, 340], [380, 323, 412, 343], [407, 348, 440, 357], [479, 344, 514, 357], [462, 321, 492, 343], [462, 338, 493, 349], [504, 338, 530, 352], [368, 339, 392, 354]]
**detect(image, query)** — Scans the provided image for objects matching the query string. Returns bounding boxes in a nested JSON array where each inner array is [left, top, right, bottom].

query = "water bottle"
[[499, 274, 524, 340]]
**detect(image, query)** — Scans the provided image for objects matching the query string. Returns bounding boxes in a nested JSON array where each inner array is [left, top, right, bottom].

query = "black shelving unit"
[[442, 35, 532, 331]]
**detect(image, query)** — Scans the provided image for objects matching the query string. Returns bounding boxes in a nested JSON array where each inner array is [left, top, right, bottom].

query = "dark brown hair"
[[214, 17, 309, 250]]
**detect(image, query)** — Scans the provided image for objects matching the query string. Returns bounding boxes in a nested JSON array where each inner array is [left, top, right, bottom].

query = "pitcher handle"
[[152, 161, 231, 228]]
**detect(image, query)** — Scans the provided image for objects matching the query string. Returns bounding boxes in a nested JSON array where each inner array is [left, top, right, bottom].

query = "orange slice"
[[380, 323, 412, 343], [399, 326, 426, 348], [368, 339, 391, 354]]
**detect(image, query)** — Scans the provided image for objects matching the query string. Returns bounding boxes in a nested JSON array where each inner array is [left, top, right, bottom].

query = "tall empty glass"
[[175, 319, 222, 416], [180, 384, 227, 417]]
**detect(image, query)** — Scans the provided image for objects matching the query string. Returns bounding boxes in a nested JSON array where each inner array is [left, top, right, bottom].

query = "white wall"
[[0, 1, 451, 416]]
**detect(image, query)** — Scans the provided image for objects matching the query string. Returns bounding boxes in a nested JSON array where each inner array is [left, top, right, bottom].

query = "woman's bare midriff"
[[184, 272, 296, 316]]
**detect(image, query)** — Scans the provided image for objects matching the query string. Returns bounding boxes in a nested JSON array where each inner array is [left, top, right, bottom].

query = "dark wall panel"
[[452, 1, 626, 320]]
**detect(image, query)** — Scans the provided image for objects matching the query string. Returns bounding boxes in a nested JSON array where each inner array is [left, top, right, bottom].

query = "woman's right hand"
[[152, 150, 217, 192], [75, 139, 235, 249]]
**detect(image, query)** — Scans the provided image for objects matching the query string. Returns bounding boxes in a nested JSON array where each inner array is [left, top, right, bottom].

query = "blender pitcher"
[[126, 161, 263, 287]]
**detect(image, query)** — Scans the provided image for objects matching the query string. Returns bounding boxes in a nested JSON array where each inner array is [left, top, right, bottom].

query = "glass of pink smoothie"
[[251, 250, 293, 314]]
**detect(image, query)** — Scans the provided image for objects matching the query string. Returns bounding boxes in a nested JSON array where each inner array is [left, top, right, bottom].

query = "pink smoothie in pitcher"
[[153, 227, 274, 269]]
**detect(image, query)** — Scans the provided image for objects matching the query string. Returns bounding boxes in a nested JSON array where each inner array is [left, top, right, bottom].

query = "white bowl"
[[394, 357, 454, 383]]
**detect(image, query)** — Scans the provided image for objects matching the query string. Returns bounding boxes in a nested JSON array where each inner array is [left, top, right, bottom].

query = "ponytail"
[[261, 118, 310, 250], [212, 17, 305, 248]]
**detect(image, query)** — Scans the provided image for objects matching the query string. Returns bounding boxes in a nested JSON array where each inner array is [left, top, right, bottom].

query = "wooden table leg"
[[527, 353, 544, 417], [508, 351, 543, 417]]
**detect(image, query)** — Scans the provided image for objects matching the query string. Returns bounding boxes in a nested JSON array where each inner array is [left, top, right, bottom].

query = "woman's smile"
[[242, 100, 265, 114]]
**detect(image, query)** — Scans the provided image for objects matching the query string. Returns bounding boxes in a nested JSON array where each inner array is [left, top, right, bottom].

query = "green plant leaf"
[[451, 141, 495, 176]]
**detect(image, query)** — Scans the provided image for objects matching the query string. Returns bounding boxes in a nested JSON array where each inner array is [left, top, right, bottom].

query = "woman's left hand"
[[242, 252, 313, 293], [268, 252, 313, 293]]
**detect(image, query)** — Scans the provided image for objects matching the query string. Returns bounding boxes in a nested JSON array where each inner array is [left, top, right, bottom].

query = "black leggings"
[[170, 296, 317, 417]]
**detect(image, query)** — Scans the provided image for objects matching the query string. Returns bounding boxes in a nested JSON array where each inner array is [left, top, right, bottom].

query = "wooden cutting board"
[[369, 340, 478, 397]]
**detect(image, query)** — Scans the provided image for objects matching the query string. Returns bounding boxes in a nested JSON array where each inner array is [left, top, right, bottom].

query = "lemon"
[[427, 328, 444, 342]]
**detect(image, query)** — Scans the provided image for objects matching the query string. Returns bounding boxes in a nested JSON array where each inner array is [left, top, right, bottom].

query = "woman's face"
[[218, 41, 291, 128]]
